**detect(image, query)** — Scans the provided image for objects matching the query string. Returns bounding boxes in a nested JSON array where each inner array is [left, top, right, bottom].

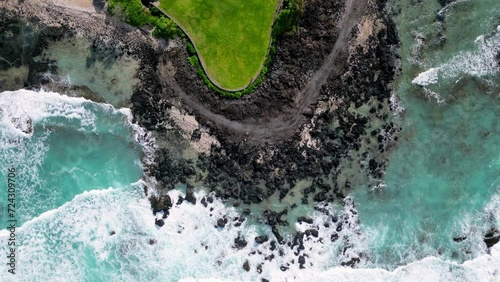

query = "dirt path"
[[163, 0, 368, 144]]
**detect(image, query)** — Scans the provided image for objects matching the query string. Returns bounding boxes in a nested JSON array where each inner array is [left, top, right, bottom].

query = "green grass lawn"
[[159, 0, 281, 91]]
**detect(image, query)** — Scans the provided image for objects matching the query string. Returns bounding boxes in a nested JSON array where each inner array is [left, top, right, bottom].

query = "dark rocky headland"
[[1, 0, 402, 269]]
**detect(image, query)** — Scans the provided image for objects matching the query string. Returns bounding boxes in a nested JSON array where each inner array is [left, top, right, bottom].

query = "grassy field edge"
[[108, 0, 304, 98]]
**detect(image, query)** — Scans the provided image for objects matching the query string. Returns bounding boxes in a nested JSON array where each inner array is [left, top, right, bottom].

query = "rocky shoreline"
[[1, 0, 401, 270], [139, 0, 403, 268], [1, 0, 499, 276], [145, 0, 401, 211]]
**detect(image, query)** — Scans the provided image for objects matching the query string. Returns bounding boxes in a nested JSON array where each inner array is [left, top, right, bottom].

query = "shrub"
[[108, 0, 153, 26], [150, 6, 162, 17], [153, 17, 179, 39], [273, 0, 303, 38], [186, 42, 197, 56], [108, 0, 179, 39]]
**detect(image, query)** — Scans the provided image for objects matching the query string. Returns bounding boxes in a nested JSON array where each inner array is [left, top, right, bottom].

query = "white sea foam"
[[389, 94, 406, 116], [0, 89, 141, 138], [0, 89, 98, 136], [119, 107, 157, 178], [0, 183, 362, 282], [0, 89, 146, 225], [412, 67, 439, 86], [0, 180, 498, 282], [412, 26, 500, 86], [1, 89, 498, 281], [266, 244, 500, 281]]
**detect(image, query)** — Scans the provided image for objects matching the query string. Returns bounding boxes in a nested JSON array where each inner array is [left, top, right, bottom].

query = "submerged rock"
[[453, 235, 467, 242], [11, 116, 33, 134]]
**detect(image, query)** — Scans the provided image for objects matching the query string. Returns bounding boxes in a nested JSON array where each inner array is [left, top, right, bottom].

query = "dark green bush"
[[186, 42, 197, 56], [108, 0, 179, 39], [108, 0, 154, 26], [150, 6, 162, 17], [153, 17, 179, 39], [273, 0, 303, 38]]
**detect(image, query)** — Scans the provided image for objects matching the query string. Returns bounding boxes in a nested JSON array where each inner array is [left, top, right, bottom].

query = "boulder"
[[255, 235, 269, 244], [484, 229, 500, 248], [217, 217, 228, 228], [234, 234, 247, 249], [272, 226, 284, 244], [242, 260, 250, 272], [297, 216, 314, 224], [155, 218, 165, 227]]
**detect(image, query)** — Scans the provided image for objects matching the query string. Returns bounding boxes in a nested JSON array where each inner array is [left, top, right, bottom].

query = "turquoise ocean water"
[[0, 0, 499, 281], [353, 0, 500, 269]]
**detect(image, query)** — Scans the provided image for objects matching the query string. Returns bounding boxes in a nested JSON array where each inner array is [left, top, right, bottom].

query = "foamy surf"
[[0, 89, 96, 136], [0, 89, 144, 225], [265, 244, 499, 282], [1, 181, 499, 282], [412, 25, 500, 86]]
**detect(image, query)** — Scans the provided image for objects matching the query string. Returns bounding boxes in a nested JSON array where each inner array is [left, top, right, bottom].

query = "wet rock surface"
[[484, 229, 500, 248]]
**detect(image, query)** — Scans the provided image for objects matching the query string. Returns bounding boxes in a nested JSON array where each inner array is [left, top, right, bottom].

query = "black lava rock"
[[341, 257, 360, 267], [217, 217, 228, 228], [255, 235, 269, 244], [272, 226, 284, 244], [297, 216, 314, 224], [155, 218, 165, 227], [201, 197, 208, 207], [242, 260, 250, 272], [484, 229, 500, 248], [185, 185, 197, 205], [234, 234, 248, 249], [298, 255, 306, 269], [305, 229, 319, 238]]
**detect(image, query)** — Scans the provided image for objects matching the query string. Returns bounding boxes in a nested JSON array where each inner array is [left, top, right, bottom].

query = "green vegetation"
[[108, 0, 303, 97], [108, 0, 181, 39], [159, 0, 281, 91], [273, 0, 304, 38], [183, 0, 303, 97], [186, 40, 275, 98]]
